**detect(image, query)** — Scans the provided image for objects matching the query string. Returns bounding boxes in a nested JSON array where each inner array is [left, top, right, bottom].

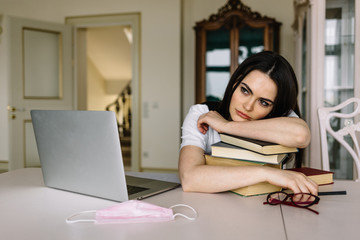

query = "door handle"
[[7, 106, 26, 112], [7, 106, 26, 119], [8, 106, 16, 112]]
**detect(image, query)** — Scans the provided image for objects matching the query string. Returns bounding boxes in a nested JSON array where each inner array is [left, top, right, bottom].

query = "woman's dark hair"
[[217, 51, 301, 120], [206, 51, 303, 167]]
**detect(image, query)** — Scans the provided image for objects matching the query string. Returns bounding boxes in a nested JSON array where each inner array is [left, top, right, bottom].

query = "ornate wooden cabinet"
[[194, 0, 281, 103]]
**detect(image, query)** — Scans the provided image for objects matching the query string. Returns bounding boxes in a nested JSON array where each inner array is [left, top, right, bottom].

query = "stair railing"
[[106, 82, 132, 138]]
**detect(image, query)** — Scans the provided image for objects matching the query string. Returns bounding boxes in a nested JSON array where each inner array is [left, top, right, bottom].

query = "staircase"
[[120, 135, 131, 168], [106, 83, 132, 169]]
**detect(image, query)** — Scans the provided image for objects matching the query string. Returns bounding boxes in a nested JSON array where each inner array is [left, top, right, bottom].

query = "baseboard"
[[0, 160, 8, 173]]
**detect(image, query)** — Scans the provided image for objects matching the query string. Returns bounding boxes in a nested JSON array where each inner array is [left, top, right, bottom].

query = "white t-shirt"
[[180, 104, 298, 155]]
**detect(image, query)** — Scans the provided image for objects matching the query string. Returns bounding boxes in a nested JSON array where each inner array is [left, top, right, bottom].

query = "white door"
[[7, 16, 73, 170]]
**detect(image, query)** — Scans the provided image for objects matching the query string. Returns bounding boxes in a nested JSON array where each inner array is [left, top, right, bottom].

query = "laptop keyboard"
[[127, 185, 149, 195]]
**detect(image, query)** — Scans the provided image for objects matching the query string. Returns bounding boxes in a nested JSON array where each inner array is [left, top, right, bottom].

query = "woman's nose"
[[243, 98, 255, 111]]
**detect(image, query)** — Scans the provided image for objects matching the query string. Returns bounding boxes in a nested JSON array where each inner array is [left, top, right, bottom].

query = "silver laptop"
[[31, 110, 180, 202]]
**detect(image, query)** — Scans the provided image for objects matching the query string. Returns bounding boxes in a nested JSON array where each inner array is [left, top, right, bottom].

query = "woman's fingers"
[[197, 114, 209, 134], [266, 168, 319, 195], [288, 173, 318, 196], [197, 111, 229, 134]]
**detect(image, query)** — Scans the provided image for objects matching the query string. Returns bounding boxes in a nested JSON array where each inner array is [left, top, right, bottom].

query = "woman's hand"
[[264, 167, 318, 195], [197, 111, 229, 134]]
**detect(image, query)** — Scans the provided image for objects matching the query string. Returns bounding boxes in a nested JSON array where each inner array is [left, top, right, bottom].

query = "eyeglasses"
[[263, 191, 320, 214]]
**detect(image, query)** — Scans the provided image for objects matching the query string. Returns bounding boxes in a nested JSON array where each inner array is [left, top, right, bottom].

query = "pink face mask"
[[66, 200, 198, 224]]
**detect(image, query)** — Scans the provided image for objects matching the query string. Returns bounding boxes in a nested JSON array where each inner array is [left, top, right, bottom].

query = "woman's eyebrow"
[[241, 82, 253, 94], [241, 82, 274, 104]]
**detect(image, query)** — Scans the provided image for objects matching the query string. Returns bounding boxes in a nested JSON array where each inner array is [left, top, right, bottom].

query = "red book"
[[287, 167, 334, 185]]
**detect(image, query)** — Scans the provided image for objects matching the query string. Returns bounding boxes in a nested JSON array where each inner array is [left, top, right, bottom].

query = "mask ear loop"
[[66, 210, 97, 223], [170, 204, 198, 220]]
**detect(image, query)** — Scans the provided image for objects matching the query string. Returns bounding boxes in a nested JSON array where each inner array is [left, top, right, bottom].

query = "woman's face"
[[229, 70, 277, 122]]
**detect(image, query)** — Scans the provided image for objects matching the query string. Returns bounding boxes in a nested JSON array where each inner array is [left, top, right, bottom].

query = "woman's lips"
[[236, 109, 251, 120]]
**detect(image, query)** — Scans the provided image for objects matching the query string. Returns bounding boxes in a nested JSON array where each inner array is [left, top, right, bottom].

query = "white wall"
[[0, 0, 295, 171], [87, 58, 118, 111], [182, 0, 295, 117], [0, 0, 181, 171], [140, 1, 181, 169]]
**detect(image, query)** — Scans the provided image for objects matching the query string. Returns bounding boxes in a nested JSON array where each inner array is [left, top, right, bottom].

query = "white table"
[[0, 168, 358, 240], [0, 168, 285, 240], [281, 180, 359, 239]]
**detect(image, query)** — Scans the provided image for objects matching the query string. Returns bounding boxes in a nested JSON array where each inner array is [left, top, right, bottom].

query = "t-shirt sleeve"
[[287, 110, 299, 118], [180, 104, 209, 151]]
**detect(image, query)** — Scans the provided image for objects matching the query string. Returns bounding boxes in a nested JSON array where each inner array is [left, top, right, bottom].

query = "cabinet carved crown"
[[194, 0, 281, 103]]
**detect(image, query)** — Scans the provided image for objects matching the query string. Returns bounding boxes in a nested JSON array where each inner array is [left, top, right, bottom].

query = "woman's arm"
[[197, 111, 311, 148], [178, 145, 318, 194], [179, 106, 316, 195]]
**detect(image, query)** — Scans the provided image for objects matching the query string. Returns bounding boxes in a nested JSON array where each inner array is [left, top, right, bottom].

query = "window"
[[295, 0, 358, 179], [324, 0, 355, 179]]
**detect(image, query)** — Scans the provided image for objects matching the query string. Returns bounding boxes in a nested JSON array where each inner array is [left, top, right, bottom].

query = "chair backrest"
[[318, 98, 360, 181]]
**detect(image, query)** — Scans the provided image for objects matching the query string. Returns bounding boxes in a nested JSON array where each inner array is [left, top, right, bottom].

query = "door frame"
[[66, 13, 141, 172]]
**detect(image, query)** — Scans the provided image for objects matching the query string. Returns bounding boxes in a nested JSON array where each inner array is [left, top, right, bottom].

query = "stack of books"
[[205, 133, 295, 196], [205, 133, 333, 196]]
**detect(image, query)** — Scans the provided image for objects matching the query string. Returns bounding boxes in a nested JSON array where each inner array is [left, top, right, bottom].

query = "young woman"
[[179, 51, 318, 195]]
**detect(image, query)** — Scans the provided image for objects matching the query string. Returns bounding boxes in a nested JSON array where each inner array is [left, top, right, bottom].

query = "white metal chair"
[[318, 98, 360, 181]]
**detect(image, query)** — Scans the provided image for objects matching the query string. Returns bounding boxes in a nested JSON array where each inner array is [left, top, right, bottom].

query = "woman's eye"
[[259, 99, 271, 107], [241, 87, 249, 95]]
